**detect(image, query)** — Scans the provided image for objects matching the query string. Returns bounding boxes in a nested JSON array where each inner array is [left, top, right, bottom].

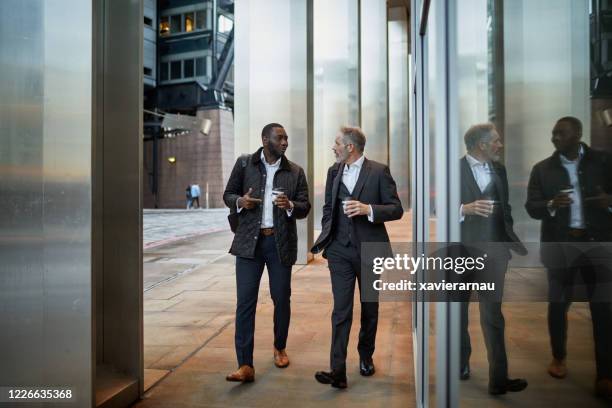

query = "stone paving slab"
[[143, 209, 230, 249]]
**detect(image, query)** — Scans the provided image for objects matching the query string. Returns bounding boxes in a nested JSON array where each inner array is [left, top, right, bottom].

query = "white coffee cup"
[[271, 188, 285, 203]]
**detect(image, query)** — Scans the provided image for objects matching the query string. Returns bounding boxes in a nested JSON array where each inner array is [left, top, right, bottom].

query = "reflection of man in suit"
[[459, 123, 528, 395], [525, 116, 612, 400], [311, 126, 403, 389]]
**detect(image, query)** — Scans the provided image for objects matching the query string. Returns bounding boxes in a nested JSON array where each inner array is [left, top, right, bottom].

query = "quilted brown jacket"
[[223, 148, 311, 266]]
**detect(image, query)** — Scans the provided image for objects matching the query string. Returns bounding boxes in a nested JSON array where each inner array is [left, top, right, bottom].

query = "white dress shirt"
[[459, 154, 493, 222], [236, 151, 292, 227], [342, 155, 374, 222], [549, 145, 586, 228]]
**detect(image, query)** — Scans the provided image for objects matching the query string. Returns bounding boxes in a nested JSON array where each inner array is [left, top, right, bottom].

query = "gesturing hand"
[[237, 188, 262, 210]]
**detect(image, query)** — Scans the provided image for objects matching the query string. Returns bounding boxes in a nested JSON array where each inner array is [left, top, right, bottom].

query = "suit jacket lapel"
[[331, 163, 343, 212], [352, 158, 370, 199], [461, 157, 481, 200]]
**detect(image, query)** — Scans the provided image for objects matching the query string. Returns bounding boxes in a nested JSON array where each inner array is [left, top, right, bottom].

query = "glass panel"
[[160, 62, 168, 81], [195, 10, 206, 29], [313, 0, 359, 230], [452, 1, 603, 406], [159, 16, 169, 36], [171, 14, 181, 33], [170, 60, 181, 79], [195, 57, 205, 76], [184, 59, 194, 78], [218, 14, 234, 33], [185, 12, 194, 32]]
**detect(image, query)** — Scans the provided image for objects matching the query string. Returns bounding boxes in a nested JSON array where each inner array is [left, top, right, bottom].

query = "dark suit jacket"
[[460, 156, 527, 256], [311, 158, 404, 256], [525, 143, 612, 245]]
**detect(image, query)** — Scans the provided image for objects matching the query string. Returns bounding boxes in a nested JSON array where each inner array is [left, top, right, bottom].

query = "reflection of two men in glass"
[[459, 118, 612, 400], [223, 124, 403, 389]]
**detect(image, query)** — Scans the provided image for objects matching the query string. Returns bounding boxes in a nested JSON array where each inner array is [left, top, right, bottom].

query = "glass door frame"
[[411, 0, 461, 406]]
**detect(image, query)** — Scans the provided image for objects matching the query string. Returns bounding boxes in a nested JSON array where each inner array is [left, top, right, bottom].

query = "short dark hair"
[[557, 116, 583, 135], [261, 123, 284, 139], [464, 123, 497, 151], [339, 126, 366, 153]]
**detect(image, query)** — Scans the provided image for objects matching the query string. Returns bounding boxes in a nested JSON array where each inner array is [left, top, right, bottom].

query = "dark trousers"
[[547, 245, 612, 379], [234, 234, 292, 367], [326, 240, 378, 372], [459, 255, 509, 386]]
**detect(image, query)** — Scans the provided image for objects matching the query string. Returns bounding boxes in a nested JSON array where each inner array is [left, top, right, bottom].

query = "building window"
[[144, 66, 153, 76], [160, 62, 168, 81], [185, 12, 194, 32], [159, 16, 169, 36], [195, 57, 206, 77], [218, 14, 233, 33], [196, 10, 207, 30], [171, 14, 182, 33], [171, 61, 182, 80], [184, 59, 194, 78], [144, 16, 153, 27]]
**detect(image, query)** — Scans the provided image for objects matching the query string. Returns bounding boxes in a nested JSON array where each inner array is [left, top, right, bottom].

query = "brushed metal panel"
[[388, 7, 411, 208], [100, 0, 144, 387], [0, 0, 93, 405], [361, 0, 389, 164], [234, 0, 313, 263]]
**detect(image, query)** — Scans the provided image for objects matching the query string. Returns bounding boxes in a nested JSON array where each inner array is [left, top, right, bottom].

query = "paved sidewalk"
[[143, 209, 230, 249], [138, 214, 415, 407]]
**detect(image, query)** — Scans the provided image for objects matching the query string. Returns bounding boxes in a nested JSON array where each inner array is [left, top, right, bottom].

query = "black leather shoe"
[[460, 364, 470, 380], [488, 378, 528, 395], [359, 358, 375, 376], [315, 370, 348, 389]]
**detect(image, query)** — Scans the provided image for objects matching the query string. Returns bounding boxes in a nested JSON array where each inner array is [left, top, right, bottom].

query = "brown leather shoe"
[[274, 348, 290, 368], [547, 358, 567, 379], [595, 378, 612, 400], [226, 365, 255, 382]]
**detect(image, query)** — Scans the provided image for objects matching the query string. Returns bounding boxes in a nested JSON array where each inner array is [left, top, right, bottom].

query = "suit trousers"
[[326, 240, 378, 372], [234, 234, 292, 367], [459, 255, 509, 386], [547, 238, 612, 379]]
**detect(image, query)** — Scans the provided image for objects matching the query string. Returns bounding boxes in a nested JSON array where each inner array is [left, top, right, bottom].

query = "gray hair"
[[464, 123, 497, 151], [339, 126, 366, 153]]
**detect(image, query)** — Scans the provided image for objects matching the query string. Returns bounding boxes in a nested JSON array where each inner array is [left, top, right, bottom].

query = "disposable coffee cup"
[[342, 198, 353, 214], [271, 188, 285, 203]]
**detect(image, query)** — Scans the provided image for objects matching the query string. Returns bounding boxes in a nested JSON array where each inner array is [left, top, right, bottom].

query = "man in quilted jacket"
[[223, 123, 310, 383]]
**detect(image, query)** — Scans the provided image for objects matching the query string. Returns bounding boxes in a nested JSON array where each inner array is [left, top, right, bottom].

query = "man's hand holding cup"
[[343, 199, 370, 218], [272, 188, 293, 211], [462, 200, 495, 218]]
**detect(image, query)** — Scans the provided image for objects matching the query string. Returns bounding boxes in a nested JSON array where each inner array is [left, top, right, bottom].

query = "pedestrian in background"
[[190, 183, 201, 209], [185, 185, 193, 209]]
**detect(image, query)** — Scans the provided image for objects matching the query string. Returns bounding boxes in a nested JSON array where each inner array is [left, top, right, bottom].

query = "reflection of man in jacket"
[[525, 116, 612, 400], [459, 123, 528, 395], [311, 126, 403, 389], [223, 123, 311, 383]]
